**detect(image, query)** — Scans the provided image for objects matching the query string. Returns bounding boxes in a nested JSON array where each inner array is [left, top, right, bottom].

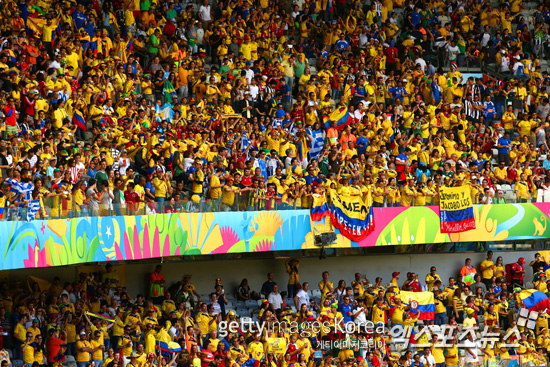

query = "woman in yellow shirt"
[[484, 303, 498, 331], [414, 182, 426, 206], [22, 332, 35, 366]]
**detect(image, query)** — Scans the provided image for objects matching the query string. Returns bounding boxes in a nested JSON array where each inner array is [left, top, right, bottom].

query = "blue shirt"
[[72, 11, 88, 29], [338, 303, 353, 323], [355, 136, 369, 154], [497, 137, 511, 154], [334, 39, 350, 52], [388, 86, 407, 101], [280, 84, 291, 103], [410, 12, 421, 26], [355, 85, 366, 98], [484, 101, 496, 119]]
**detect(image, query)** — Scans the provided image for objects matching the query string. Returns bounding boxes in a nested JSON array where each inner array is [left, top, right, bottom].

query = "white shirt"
[[196, 28, 205, 44], [249, 84, 259, 100], [245, 69, 255, 84], [117, 157, 131, 175], [414, 58, 427, 73], [268, 292, 283, 310], [464, 339, 479, 363], [359, 33, 369, 48], [481, 32, 491, 47], [353, 306, 367, 325], [446, 45, 459, 60], [513, 61, 523, 74], [199, 5, 211, 21], [295, 289, 309, 309], [420, 353, 436, 367], [212, 301, 221, 315], [501, 56, 510, 72]]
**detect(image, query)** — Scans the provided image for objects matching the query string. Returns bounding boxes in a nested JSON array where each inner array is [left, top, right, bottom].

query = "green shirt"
[[140, 0, 150, 11], [166, 9, 177, 20], [147, 34, 159, 54], [94, 171, 108, 191]]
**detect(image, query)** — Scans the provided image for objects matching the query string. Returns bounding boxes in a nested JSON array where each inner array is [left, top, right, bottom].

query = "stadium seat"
[[225, 300, 233, 308], [312, 289, 322, 298], [437, 16, 450, 25], [240, 316, 251, 323], [504, 192, 516, 202], [525, 282, 534, 289], [234, 300, 245, 308], [225, 307, 236, 315], [13, 361, 23, 367], [65, 356, 76, 363], [225, 293, 236, 300], [245, 300, 258, 309], [236, 307, 249, 317]]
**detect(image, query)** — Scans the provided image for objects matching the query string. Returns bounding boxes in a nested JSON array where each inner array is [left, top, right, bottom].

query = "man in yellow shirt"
[[501, 105, 516, 135], [239, 36, 253, 60], [400, 179, 417, 207], [247, 334, 265, 361], [480, 251, 494, 289], [76, 331, 99, 367], [318, 271, 334, 298], [425, 266, 441, 291], [494, 161, 512, 184], [90, 331, 105, 367]]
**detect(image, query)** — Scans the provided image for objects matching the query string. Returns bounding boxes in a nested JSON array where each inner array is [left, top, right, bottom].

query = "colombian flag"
[[85, 311, 115, 322], [439, 186, 475, 233], [518, 290, 550, 312], [329, 193, 375, 241], [156, 340, 181, 357], [398, 291, 435, 321], [311, 194, 329, 221], [73, 110, 87, 131], [324, 105, 354, 129], [2, 50, 17, 65]]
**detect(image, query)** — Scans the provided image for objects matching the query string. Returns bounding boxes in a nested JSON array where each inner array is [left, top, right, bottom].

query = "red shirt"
[[46, 336, 64, 363], [384, 47, 398, 64], [241, 175, 253, 186], [286, 344, 298, 362], [125, 191, 141, 211], [3, 105, 16, 126], [511, 263, 524, 281]]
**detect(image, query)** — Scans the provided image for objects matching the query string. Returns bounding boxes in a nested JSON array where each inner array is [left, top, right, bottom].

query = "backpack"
[[505, 263, 514, 287]]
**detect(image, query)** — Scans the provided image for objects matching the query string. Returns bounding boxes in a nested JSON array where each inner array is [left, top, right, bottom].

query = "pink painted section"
[[532, 202, 550, 214]]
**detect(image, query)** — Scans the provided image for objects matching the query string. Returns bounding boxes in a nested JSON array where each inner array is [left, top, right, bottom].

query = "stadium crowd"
[[0, 0, 549, 219], [0, 252, 549, 367]]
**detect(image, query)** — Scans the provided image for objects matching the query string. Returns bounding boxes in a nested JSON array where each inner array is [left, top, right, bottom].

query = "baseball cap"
[[392, 272, 400, 277], [519, 257, 526, 264]]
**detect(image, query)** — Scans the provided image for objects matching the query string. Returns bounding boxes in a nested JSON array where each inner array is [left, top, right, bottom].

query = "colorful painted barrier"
[[3, 203, 550, 271]]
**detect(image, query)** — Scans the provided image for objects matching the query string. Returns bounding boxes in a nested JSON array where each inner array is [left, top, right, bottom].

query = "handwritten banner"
[[439, 186, 476, 233], [329, 194, 375, 241], [266, 338, 287, 354]]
